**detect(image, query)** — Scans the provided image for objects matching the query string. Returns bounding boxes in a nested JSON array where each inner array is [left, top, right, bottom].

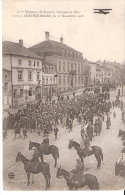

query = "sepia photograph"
[[2, 0, 125, 191]]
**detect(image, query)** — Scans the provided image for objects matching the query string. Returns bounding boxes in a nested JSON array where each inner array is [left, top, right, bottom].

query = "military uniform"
[[70, 159, 84, 184], [41, 135, 49, 153]]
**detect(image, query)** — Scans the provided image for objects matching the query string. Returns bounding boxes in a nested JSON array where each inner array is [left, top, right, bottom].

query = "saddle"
[[70, 171, 85, 185], [78, 147, 93, 157], [40, 144, 50, 155]]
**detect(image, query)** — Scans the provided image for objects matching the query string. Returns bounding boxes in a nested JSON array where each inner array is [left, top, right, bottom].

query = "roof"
[[3, 41, 43, 59], [29, 39, 82, 55]]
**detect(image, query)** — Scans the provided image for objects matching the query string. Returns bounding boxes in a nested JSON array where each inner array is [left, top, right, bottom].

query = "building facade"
[[42, 62, 57, 97], [3, 69, 12, 109], [3, 40, 43, 107], [29, 32, 85, 94], [96, 64, 113, 85]]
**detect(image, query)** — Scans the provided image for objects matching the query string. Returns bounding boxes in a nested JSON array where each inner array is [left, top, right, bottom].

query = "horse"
[[68, 139, 103, 168], [16, 152, 51, 189], [56, 166, 99, 190], [28, 141, 59, 167], [115, 154, 125, 176]]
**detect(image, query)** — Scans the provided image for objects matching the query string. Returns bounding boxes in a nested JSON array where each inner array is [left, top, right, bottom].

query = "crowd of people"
[[3, 88, 114, 141], [3, 85, 125, 186]]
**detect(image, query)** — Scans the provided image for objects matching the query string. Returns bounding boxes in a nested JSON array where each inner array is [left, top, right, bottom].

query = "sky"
[[3, 0, 125, 64]]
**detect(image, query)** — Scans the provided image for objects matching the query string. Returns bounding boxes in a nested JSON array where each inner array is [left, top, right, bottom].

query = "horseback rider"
[[40, 134, 50, 153], [86, 121, 93, 141], [53, 125, 59, 140], [84, 134, 93, 156], [70, 158, 84, 184], [30, 149, 40, 170]]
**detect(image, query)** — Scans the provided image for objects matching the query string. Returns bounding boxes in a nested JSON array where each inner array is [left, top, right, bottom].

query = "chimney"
[[19, 39, 23, 47], [60, 37, 63, 43], [45, 31, 49, 40]]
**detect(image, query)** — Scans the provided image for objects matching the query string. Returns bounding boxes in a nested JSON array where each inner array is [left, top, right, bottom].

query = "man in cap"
[[30, 148, 40, 170], [40, 134, 49, 153], [70, 158, 84, 185]]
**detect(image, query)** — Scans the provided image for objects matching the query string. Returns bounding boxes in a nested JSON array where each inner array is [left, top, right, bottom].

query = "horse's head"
[[29, 141, 33, 150], [56, 166, 63, 178], [68, 139, 74, 149], [16, 152, 21, 162]]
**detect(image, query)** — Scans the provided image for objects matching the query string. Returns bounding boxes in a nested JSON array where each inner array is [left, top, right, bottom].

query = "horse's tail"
[[57, 149, 59, 159], [100, 149, 103, 161], [94, 176, 99, 190]]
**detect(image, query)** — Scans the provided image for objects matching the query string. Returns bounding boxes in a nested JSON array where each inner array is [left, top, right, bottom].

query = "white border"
[[0, 1, 124, 195]]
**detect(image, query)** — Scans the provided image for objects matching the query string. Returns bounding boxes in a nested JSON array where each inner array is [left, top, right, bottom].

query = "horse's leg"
[[54, 156, 57, 167], [26, 172, 30, 186], [43, 174, 49, 190], [31, 174, 35, 184], [95, 155, 101, 168]]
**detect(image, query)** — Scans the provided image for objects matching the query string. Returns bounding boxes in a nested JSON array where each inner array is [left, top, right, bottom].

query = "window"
[[4, 82, 8, 91], [28, 61, 32, 66], [52, 66, 54, 73], [42, 77, 45, 85], [46, 67, 48, 73], [78, 64, 80, 73], [81, 65, 83, 73], [63, 75, 65, 84], [46, 78, 48, 85], [42, 66, 45, 73], [59, 75, 61, 84], [28, 71, 32, 80], [20, 89, 23, 97], [63, 62, 65, 72], [75, 64, 77, 72], [59, 61, 61, 72], [81, 76, 84, 84], [13, 89, 17, 98], [18, 71, 23, 80], [34, 62, 35, 67], [67, 63, 69, 72], [75, 76, 77, 84], [37, 72, 40, 80], [4, 73, 8, 79], [71, 63, 73, 71], [78, 76, 80, 84], [53, 78, 55, 82], [67, 76, 69, 84], [50, 78, 52, 83], [29, 88, 32, 96], [18, 59, 22, 65], [37, 62, 39, 67]]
